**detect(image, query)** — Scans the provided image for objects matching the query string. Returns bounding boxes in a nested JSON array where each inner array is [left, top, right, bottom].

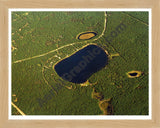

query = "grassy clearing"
[[76, 31, 97, 40], [12, 12, 104, 61], [12, 11, 149, 115]]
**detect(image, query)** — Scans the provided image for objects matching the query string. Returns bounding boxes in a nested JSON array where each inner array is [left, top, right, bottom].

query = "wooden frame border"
[[0, 0, 160, 127]]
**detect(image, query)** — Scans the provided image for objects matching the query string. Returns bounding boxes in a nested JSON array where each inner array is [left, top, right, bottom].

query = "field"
[[11, 11, 149, 115]]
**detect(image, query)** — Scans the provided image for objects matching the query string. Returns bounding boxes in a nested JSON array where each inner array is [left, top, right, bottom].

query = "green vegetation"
[[92, 88, 104, 101], [12, 11, 149, 115]]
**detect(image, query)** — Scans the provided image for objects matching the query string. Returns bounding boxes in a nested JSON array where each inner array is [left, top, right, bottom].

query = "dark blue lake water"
[[54, 44, 108, 84]]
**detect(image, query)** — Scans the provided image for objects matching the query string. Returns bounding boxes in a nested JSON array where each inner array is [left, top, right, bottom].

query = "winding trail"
[[11, 102, 26, 116], [41, 12, 107, 94], [12, 12, 108, 115], [12, 12, 107, 64]]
